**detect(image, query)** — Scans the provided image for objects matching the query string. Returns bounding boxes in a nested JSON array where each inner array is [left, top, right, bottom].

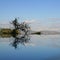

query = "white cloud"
[[48, 18, 60, 20], [24, 19, 36, 24]]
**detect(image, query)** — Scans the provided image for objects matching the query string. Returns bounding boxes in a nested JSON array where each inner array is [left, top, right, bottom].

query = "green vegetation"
[[0, 29, 20, 38], [0, 29, 20, 34]]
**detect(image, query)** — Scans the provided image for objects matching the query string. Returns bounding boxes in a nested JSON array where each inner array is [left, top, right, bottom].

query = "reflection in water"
[[1, 33, 60, 49], [0, 33, 30, 49], [11, 34, 30, 49], [0, 34, 60, 60]]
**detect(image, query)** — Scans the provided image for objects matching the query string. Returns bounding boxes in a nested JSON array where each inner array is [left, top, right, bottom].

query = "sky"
[[0, 0, 60, 31]]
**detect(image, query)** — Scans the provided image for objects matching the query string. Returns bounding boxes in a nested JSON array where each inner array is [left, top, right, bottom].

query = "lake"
[[0, 34, 60, 60]]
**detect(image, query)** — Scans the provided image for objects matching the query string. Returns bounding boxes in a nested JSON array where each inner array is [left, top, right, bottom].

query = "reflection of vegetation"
[[0, 34, 11, 38], [0, 32, 30, 49], [11, 34, 30, 49]]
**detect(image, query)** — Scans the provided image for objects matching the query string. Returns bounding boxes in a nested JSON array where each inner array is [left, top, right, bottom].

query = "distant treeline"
[[31, 32, 41, 35]]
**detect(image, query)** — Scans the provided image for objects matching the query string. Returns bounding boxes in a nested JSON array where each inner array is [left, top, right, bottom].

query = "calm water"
[[0, 35, 60, 60]]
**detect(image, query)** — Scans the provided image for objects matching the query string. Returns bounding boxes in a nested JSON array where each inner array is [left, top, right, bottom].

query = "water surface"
[[0, 35, 60, 60]]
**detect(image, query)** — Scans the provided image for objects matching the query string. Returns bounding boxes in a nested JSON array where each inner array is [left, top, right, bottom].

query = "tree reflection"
[[11, 34, 30, 49]]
